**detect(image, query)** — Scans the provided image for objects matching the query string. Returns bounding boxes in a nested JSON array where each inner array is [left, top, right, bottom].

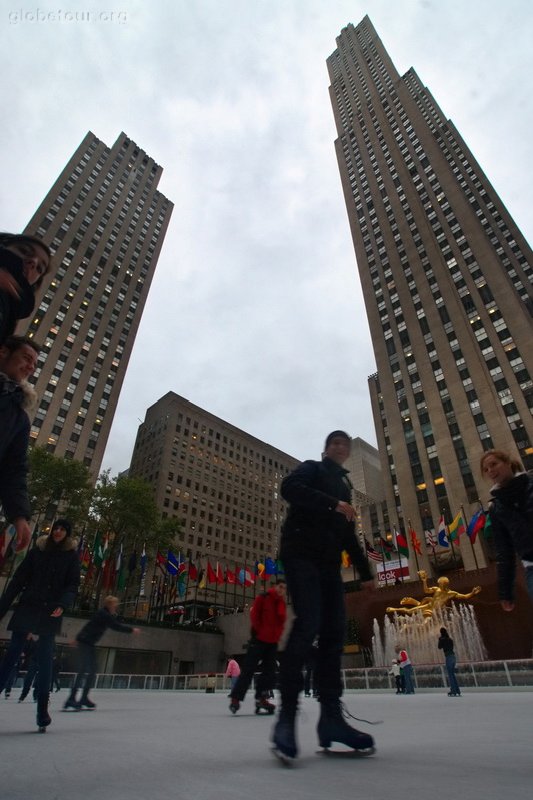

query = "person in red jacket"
[[229, 580, 286, 715]]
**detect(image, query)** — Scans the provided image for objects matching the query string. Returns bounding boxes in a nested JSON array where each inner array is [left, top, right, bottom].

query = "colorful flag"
[[156, 551, 167, 575], [198, 568, 206, 589], [265, 557, 277, 576], [226, 566, 236, 584], [408, 526, 422, 555], [188, 562, 198, 582], [364, 541, 382, 563], [177, 572, 187, 598], [275, 559, 284, 576], [80, 548, 91, 572], [483, 514, 493, 540], [238, 567, 255, 587], [466, 510, 486, 544], [395, 527, 409, 558], [380, 538, 394, 560], [206, 561, 217, 584], [93, 533, 109, 568], [448, 512, 466, 542], [167, 550, 181, 576], [341, 550, 352, 568], [255, 560, 266, 579], [424, 529, 437, 548], [437, 516, 449, 548], [215, 562, 225, 585]]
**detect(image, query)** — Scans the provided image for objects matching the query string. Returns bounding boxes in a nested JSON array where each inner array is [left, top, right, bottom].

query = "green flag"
[[483, 514, 493, 540]]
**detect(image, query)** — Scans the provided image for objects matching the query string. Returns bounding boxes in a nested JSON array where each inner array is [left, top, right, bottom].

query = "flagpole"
[[461, 505, 479, 570], [379, 543, 388, 587], [233, 560, 238, 609]]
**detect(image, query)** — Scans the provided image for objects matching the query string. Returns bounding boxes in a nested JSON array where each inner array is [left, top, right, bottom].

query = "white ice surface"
[[1, 689, 531, 800]]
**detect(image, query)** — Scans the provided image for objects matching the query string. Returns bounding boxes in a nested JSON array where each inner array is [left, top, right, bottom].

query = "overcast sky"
[[2, 0, 533, 472]]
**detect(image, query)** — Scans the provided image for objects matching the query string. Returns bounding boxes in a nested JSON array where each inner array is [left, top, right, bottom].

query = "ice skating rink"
[[1, 689, 531, 800]]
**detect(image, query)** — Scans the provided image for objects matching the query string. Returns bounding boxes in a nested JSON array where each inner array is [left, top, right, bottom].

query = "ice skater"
[[225, 656, 241, 694], [0, 519, 80, 731], [229, 580, 286, 715], [389, 659, 404, 694], [0, 232, 51, 346], [480, 449, 533, 610], [438, 627, 461, 696], [64, 596, 139, 710], [396, 646, 415, 694], [272, 431, 375, 764]]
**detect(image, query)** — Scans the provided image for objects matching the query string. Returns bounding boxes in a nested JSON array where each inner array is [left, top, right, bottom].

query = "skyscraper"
[[129, 392, 299, 566], [328, 18, 533, 571], [20, 131, 173, 474]]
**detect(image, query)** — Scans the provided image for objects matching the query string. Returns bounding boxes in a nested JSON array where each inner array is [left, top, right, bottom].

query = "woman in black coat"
[[0, 519, 80, 730], [0, 232, 51, 345], [480, 449, 533, 611]]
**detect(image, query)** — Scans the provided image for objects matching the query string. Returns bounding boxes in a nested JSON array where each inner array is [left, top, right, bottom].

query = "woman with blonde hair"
[[480, 449, 533, 611]]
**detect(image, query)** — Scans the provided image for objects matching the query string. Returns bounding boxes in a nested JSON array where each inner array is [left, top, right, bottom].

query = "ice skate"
[[255, 694, 275, 715], [36, 695, 51, 733], [229, 698, 240, 714], [79, 695, 96, 710], [271, 706, 298, 765], [317, 700, 375, 757], [63, 697, 81, 711]]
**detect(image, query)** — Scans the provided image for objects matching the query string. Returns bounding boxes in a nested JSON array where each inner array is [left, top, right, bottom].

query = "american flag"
[[365, 540, 383, 563]]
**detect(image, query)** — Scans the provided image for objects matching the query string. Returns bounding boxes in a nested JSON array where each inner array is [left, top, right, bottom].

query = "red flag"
[[226, 566, 236, 584], [215, 562, 225, 585], [188, 562, 198, 581], [206, 561, 217, 584], [156, 551, 167, 575], [408, 526, 422, 555]]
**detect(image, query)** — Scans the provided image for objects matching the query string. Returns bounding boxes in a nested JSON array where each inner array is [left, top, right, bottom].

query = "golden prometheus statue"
[[386, 570, 481, 617]]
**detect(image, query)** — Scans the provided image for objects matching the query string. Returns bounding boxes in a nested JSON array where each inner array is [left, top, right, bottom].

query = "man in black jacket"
[[0, 335, 39, 553], [64, 596, 140, 710], [272, 431, 375, 764]]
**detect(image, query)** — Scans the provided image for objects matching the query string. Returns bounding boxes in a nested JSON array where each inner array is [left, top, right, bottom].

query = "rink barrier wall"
[[14, 658, 532, 692]]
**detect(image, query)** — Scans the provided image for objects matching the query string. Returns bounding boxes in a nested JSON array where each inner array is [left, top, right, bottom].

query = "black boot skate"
[[229, 697, 240, 714], [36, 695, 51, 733], [63, 696, 81, 711], [255, 694, 276, 715], [80, 695, 96, 710], [317, 699, 375, 756], [271, 705, 298, 765]]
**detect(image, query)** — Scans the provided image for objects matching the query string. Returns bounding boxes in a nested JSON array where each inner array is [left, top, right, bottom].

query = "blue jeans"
[[0, 632, 55, 704], [71, 642, 98, 697], [402, 664, 415, 693], [280, 559, 345, 705], [445, 653, 460, 694]]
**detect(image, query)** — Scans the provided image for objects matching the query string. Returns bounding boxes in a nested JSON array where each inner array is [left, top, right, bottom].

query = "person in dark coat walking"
[[438, 627, 461, 696], [229, 581, 287, 715], [64, 596, 140, 710], [272, 431, 375, 763], [0, 334, 40, 552], [480, 449, 533, 609], [0, 232, 51, 346], [0, 519, 80, 730]]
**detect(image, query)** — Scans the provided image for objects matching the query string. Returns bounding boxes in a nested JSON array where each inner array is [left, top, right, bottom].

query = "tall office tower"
[[20, 132, 173, 475], [328, 18, 533, 572], [129, 392, 299, 566]]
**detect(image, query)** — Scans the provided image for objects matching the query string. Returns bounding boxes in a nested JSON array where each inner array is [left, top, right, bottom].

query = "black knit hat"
[[51, 518, 72, 537], [324, 430, 351, 450]]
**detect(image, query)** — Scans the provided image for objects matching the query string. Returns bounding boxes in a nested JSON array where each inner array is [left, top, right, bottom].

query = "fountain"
[[372, 570, 487, 666]]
